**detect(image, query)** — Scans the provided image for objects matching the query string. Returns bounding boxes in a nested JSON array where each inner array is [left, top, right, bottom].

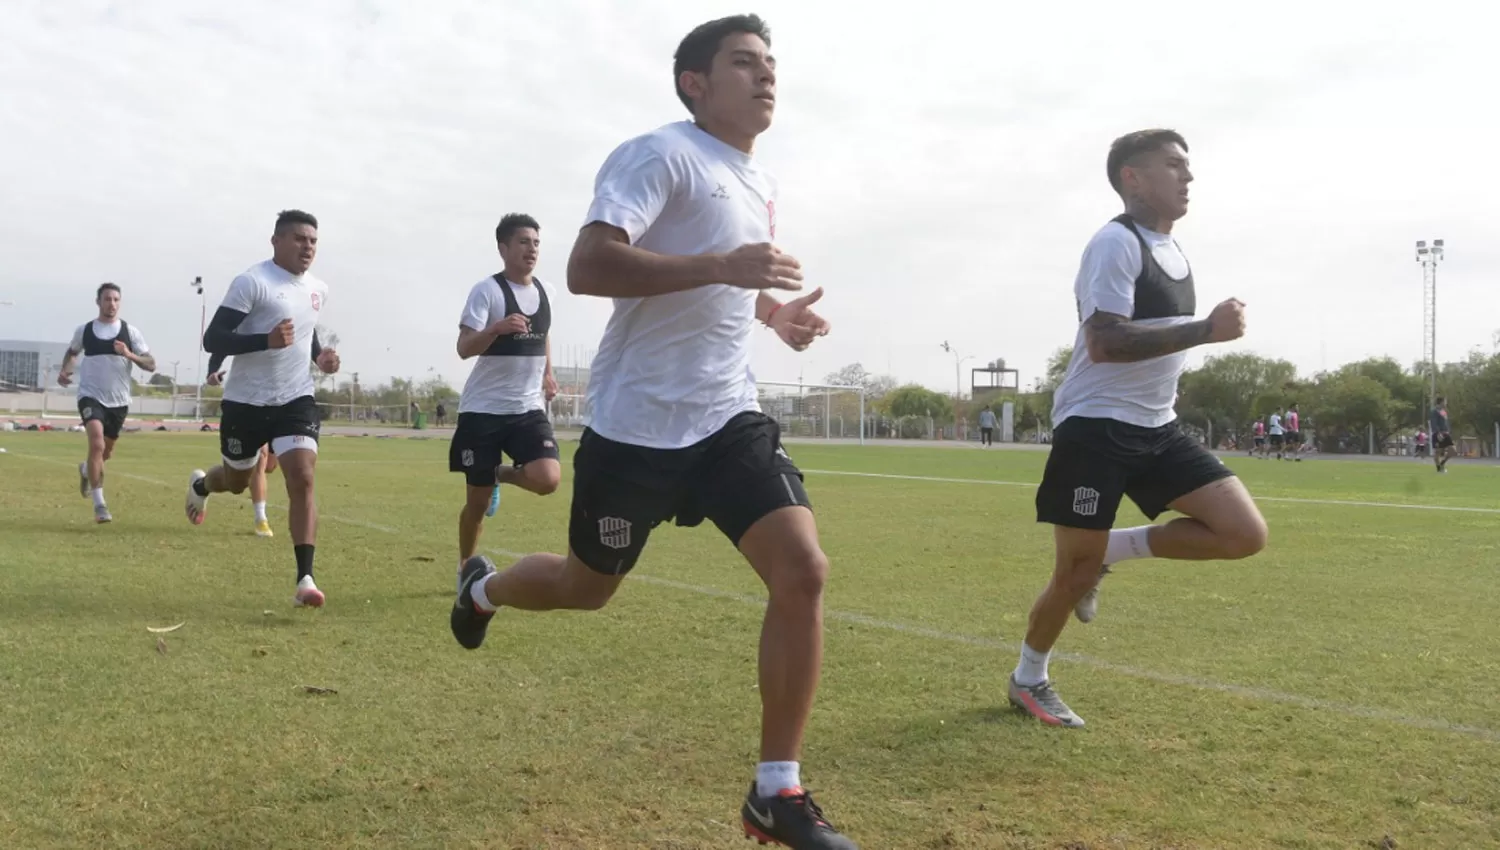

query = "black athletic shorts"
[[568, 411, 810, 576], [1286, 430, 1302, 445], [220, 396, 321, 467], [1269, 433, 1285, 448], [448, 410, 560, 487], [1253, 436, 1266, 447], [1435, 432, 1454, 450], [78, 397, 128, 441], [1035, 416, 1235, 530]]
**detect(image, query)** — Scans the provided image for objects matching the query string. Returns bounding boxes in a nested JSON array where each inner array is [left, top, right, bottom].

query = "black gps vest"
[[1112, 214, 1195, 320], [481, 276, 550, 357], [81, 320, 138, 358]]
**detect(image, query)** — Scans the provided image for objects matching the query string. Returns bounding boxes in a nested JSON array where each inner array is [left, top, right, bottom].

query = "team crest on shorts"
[[226, 437, 243, 456], [81, 406, 93, 418], [598, 517, 631, 550], [1072, 486, 1100, 517], [460, 449, 474, 467]]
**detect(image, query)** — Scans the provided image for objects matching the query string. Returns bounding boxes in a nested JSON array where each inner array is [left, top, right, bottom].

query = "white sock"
[[1014, 641, 1051, 687], [1104, 525, 1154, 566], [756, 761, 801, 797], [91, 488, 106, 509], [470, 572, 498, 612], [253, 501, 268, 522]]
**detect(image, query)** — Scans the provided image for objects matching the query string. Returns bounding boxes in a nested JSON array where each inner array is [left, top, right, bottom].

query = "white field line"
[[8, 450, 1500, 742]]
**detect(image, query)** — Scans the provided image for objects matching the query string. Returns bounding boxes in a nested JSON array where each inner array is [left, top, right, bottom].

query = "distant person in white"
[[445, 16, 857, 850], [1013, 130, 1268, 730], [449, 213, 562, 585], [183, 210, 341, 608], [1268, 410, 1285, 459], [57, 282, 156, 523]]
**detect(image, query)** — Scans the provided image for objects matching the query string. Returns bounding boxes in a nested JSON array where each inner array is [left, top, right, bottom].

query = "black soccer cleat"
[[450, 555, 497, 650], [741, 782, 858, 849]]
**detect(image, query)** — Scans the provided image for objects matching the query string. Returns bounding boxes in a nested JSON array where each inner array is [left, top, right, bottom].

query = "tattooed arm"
[[1085, 312, 1212, 363], [1085, 301, 1243, 364]]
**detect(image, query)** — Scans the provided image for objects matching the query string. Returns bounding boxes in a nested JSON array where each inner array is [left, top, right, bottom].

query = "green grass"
[[2, 432, 1498, 849]]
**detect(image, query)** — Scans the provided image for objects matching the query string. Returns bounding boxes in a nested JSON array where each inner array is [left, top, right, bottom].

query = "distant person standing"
[[1267, 410, 1285, 459], [57, 282, 156, 523], [1250, 419, 1265, 457], [1285, 404, 1302, 461], [978, 405, 998, 446], [1430, 396, 1456, 473], [1414, 428, 1429, 459]]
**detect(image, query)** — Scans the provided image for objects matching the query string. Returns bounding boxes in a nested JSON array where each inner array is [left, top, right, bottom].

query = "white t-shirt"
[[458, 276, 547, 415], [1051, 220, 1194, 429], [582, 121, 777, 449], [218, 259, 328, 406], [1269, 413, 1284, 436], [69, 320, 149, 408]]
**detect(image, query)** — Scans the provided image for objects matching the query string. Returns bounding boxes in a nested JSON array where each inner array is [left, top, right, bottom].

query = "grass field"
[[2, 431, 1498, 849]]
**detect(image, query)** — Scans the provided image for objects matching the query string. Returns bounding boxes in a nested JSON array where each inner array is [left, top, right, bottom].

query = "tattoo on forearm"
[[1086, 312, 1210, 363]]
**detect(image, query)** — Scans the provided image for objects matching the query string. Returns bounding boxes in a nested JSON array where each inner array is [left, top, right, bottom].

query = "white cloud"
[[1, 0, 1495, 395]]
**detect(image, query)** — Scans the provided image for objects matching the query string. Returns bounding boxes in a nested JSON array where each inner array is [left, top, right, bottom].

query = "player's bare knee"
[[1219, 513, 1269, 560], [1057, 554, 1106, 597], [531, 468, 561, 496], [563, 567, 621, 611], [767, 547, 830, 603]]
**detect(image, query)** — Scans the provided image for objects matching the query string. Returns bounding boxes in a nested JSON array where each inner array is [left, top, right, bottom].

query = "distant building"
[[0, 340, 70, 390]]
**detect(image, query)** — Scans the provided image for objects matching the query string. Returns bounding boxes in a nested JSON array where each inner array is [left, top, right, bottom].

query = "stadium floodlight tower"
[[1416, 239, 1444, 420], [190, 275, 205, 420]]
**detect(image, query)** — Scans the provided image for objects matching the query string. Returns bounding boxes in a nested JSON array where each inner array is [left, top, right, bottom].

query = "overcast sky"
[[1, 0, 1495, 396]]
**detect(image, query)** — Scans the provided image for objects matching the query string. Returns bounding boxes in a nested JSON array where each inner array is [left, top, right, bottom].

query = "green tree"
[[884, 385, 953, 422], [1178, 353, 1298, 437]]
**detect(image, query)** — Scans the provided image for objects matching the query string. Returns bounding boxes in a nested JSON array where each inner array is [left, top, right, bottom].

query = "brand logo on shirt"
[[1072, 486, 1100, 517], [767, 200, 776, 239], [598, 516, 632, 550], [711, 183, 731, 199], [311, 293, 322, 311]]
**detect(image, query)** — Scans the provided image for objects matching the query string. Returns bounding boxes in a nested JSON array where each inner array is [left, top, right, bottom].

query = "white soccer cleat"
[[1074, 564, 1112, 624], [185, 470, 208, 525], [294, 575, 325, 608]]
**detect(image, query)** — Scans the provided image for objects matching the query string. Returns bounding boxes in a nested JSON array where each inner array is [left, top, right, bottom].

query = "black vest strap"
[[481, 276, 550, 357], [1111, 215, 1195, 320], [81, 320, 136, 357]]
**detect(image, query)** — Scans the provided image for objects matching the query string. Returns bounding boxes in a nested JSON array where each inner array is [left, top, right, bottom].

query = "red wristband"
[[765, 302, 782, 325]]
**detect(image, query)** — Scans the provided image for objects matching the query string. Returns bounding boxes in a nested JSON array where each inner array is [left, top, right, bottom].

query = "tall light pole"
[[1416, 239, 1444, 419], [189, 276, 205, 420], [940, 341, 973, 439]]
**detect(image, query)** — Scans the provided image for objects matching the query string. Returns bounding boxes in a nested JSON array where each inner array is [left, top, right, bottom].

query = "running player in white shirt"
[[1012, 130, 1269, 729], [446, 16, 854, 849], [206, 353, 278, 538], [448, 213, 562, 587], [183, 210, 341, 607], [57, 282, 156, 523]]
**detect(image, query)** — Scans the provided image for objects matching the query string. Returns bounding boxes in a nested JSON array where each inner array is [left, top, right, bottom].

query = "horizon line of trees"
[[823, 343, 1500, 453]]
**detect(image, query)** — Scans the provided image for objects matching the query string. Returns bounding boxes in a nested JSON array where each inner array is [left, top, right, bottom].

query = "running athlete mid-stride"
[[57, 282, 156, 523], [446, 16, 855, 849], [185, 209, 340, 607], [1013, 129, 1269, 729]]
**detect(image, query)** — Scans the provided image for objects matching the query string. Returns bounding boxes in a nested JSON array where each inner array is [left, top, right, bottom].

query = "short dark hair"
[[495, 213, 540, 245], [96, 282, 121, 299], [274, 209, 318, 234], [1436, 396, 1446, 405], [673, 14, 772, 113], [1106, 129, 1188, 193]]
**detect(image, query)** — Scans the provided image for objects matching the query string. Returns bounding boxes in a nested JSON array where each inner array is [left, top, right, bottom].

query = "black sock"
[[295, 544, 315, 582], [193, 478, 210, 497]]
